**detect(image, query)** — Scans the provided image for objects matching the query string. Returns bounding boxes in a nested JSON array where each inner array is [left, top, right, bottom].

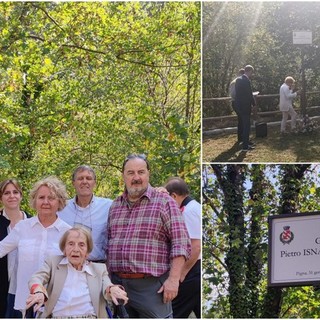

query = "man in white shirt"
[[279, 76, 300, 134], [164, 177, 201, 319], [58, 165, 113, 262]]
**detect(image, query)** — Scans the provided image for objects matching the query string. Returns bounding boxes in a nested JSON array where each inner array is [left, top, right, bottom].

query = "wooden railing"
[[203, 91, 320, 122], [203, 93, 281, 102], [203, 91, 320, 131]]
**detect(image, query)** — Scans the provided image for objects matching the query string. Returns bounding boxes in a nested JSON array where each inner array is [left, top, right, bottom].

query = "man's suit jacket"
[[29, 255, 112, 318], [235, 74, 255, 115]]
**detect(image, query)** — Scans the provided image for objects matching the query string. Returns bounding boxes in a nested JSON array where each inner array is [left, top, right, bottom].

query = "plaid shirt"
[[106, 185, 191, 277]]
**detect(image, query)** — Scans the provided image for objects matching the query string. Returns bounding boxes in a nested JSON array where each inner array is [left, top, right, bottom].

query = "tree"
[[203, 2, 320, 115], [0, 2, 201, 209], [203, 164, 320, 318], [262, 164, 310, 318]]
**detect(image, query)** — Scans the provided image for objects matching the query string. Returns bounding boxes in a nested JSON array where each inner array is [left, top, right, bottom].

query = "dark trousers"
[[232, 101, 243, 142], [0, 286, 8, 318], [172, 260, 201, 318], [111, 272, 172, 318], [5, 294, 23, 318], [239, 112, 251, 149]]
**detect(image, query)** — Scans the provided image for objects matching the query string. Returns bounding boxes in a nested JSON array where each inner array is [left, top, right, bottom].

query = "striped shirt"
[[106, 185, 191, 277]]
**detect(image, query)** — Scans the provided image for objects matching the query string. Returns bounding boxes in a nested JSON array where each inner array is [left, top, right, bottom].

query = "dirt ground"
[[202, 125, 320, 163]]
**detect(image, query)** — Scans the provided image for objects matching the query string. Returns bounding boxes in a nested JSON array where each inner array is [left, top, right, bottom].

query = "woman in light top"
[[26, 227, 128, 318], [0, 176, 71, 317], [279, 76, 300, 134], [0, 179, 31, 318]]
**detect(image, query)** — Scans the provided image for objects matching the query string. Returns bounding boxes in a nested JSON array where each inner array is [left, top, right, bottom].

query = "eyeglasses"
[[122, 153, 149, 172]]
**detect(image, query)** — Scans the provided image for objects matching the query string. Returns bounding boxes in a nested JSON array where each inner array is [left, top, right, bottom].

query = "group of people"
[[229, 65, 300, 152], [0, 154, 201, 319]]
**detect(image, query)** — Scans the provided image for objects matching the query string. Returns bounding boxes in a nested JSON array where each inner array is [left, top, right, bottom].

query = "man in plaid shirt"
[[106, 154, 191, 318]]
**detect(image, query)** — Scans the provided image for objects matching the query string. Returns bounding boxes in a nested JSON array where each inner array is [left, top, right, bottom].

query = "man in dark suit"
[[235, 65, 256, 151], [229, 68, 245, 143]]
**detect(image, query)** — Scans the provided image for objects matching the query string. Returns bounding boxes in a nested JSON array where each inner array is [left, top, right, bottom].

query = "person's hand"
[[157, 277, 179, 303], [26, 292, 45, 312], [107, 285, 129, 305], [155, 187, 169, 194]]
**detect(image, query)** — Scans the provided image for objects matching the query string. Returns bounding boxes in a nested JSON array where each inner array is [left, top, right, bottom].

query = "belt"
[[115, 272, 151, 279]]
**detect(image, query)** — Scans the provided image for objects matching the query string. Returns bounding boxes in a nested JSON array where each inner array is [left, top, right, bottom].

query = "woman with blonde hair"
[[0, 176, 71, 317]]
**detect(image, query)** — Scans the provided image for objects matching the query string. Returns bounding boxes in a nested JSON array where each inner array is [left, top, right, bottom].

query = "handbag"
[[255, 121, 267, 138]]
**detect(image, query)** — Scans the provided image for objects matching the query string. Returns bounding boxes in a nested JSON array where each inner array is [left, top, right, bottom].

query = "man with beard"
[[58, 165, 112, 262], [106, 154, 191, 318]]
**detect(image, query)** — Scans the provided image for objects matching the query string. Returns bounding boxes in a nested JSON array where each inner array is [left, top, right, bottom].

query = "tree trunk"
[[261, 164, 311, 318], [245, 164, 266, 317], [212, 164, 248, 318]]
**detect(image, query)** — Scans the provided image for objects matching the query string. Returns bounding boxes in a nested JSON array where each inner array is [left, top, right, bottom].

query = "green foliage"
[[203, 2, 320, 115], [203, 164, 320, 318], [281, 286, 320, 318], [0, 2, 200, 210]]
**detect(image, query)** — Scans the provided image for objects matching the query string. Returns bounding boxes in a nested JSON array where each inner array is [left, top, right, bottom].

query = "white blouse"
[[52, 258, 96, 317], [3, 210, 28, 294], [0, 216, 71, 311]]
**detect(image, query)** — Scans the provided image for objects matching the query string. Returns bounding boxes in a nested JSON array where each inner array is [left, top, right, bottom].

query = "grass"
[[202, 126, 320, 163]]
